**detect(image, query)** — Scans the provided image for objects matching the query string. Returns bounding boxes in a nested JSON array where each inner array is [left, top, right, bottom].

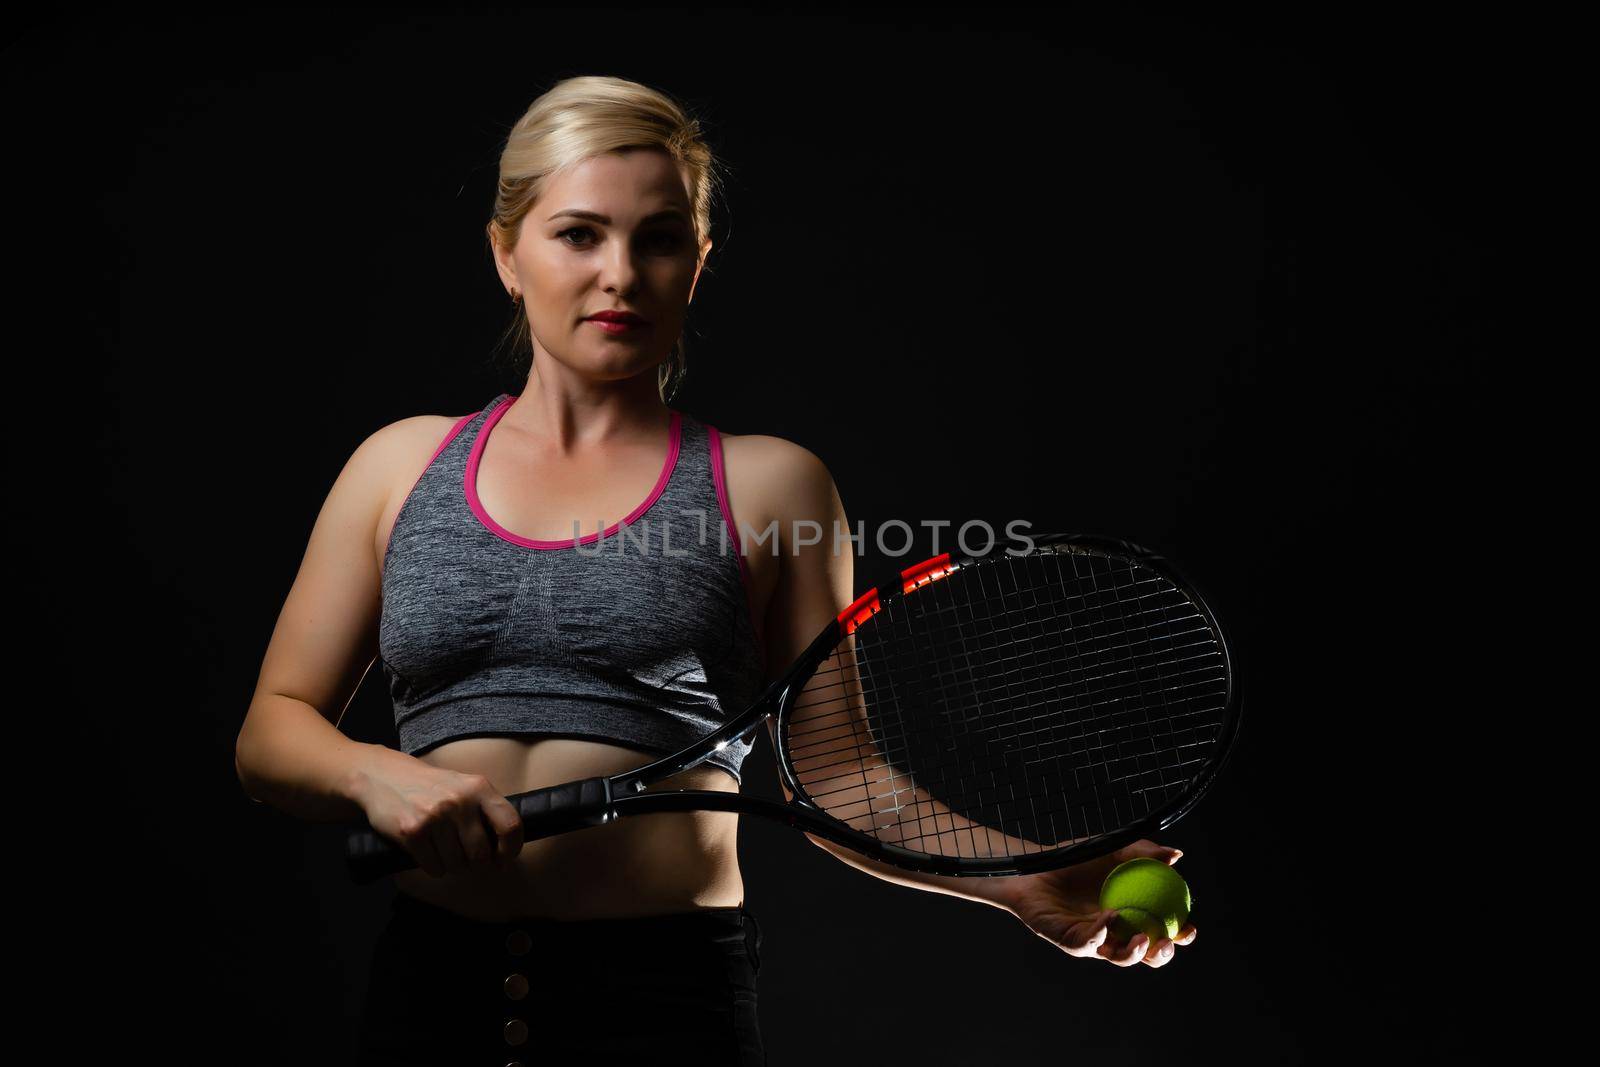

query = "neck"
[[503, 354, 671, 454]]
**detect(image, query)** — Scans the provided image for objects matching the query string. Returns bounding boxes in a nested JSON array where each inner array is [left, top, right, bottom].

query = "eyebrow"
[[546, 208, 689, 225]]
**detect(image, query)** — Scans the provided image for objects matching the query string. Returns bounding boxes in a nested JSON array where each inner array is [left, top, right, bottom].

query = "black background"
[[11, 5, 1513, 1062]]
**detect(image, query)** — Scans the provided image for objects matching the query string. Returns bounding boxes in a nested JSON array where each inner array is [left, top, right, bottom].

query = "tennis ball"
[[1099, 857, 1192, 945]]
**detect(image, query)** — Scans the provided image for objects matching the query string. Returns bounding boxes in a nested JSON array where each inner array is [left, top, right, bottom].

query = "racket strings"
[[788, 617, 1225, 744], [782, 548, 1229, 860]]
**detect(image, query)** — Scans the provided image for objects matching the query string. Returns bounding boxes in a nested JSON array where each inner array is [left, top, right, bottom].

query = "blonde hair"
[[485, 75, 726, 404]]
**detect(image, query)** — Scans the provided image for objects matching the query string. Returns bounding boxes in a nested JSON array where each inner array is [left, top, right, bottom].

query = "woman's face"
[[493, 148, 710, 384]]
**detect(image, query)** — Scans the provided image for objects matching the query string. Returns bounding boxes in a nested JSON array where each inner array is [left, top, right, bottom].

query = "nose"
[[598, 240, 641, 298]]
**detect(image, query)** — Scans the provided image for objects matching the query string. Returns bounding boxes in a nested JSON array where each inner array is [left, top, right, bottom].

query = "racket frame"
[[345, 533, 1240, 883]]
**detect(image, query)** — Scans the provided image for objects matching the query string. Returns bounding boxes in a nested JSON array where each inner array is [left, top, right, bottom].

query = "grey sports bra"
[[377, 392, 767, 783]]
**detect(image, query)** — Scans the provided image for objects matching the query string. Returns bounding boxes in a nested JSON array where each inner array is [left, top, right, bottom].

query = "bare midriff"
[[390, 736, 745, 921]]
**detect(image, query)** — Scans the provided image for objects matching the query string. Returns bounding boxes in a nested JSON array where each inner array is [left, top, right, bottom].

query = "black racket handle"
[[344, 777, 615, 885]]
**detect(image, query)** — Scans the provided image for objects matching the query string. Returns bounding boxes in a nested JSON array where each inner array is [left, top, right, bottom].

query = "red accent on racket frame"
[[838, 553, 960, 634], [837, 587, 881, 634], [899, 552, 957, 594]]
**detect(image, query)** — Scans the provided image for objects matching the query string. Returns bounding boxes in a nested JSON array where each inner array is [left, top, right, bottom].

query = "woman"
[[234, 75, 1195, 1067]]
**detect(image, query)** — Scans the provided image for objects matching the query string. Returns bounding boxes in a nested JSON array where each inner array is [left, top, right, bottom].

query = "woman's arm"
[[755, 442, 1199, 967], [235, 416, 525, 876], [757, 443, 1017, 915], [234, 422, 400, 821]]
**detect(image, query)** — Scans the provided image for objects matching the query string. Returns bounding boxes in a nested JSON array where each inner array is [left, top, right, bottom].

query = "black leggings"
[[356, 890, 766, 1066]]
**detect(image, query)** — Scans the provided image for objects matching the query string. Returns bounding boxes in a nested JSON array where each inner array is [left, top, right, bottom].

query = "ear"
[[488, 224, 520, 295]]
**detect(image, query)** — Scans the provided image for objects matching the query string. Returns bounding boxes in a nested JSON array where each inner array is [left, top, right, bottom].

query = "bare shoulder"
[[363, 413, 466, 500], [368, 412, 464, 459], [342, 413, 470, 575], [718, 432, 835, 496], [717, 431, 840, 531]]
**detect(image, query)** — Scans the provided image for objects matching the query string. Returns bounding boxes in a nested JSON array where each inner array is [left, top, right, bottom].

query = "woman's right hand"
[[353, 747, 526, 878]]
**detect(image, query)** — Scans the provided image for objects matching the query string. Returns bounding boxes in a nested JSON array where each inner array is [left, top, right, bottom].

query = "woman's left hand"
[[989, 839, 1197, 968]]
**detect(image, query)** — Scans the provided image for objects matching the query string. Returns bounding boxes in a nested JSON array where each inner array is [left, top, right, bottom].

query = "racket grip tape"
[[344, 776, 615, 885]]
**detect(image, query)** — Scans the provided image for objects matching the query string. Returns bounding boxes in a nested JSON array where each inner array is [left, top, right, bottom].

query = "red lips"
[[585, 309, 648, 325]]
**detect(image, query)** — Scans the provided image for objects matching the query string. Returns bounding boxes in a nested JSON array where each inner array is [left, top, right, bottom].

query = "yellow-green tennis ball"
[[1099, 857, 1192, 944]]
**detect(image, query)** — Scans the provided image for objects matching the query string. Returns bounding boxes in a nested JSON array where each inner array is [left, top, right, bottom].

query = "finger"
[[1100, 933, 1149, 966], [430, 821, 470, 875], [1116, 839, 1156, 860], [455, 809, 495, 868], [1142, 937, 1175, 967], [1118, 840, 1183, 865], [1053, 910, 1116, 956], [485, 796, 526, 864], [1177, 924, 1197, 945], [405, 835, 446, 879], [1093, 913, 1121, 958]]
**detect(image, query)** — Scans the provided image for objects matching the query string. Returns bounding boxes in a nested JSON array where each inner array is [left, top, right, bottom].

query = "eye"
[[647, 230, 688, 251], [555, 226, 687, 252]]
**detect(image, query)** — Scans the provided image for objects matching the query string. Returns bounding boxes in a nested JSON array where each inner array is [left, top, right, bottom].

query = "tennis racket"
[[345, 532, 1241, 885]]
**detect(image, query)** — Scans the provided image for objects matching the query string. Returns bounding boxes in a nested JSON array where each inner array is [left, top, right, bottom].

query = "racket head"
[[770, 532, 1241, 876]]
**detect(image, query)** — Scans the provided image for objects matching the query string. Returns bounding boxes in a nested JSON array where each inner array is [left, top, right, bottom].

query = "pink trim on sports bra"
[[465, 394, 683, 550], [382, 409, 479, 568], [707, 423, 762, 650]]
